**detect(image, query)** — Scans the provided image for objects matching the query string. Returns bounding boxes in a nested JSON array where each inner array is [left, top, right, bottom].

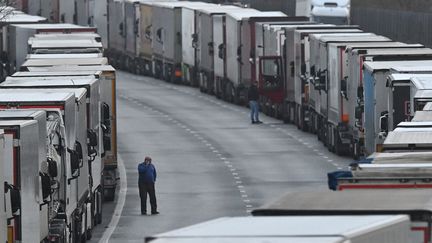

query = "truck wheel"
[[86, 228, 92, 240], [104, 188, 115, 201]]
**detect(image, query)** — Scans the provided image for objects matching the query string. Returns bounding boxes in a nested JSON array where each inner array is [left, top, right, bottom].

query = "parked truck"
[[196, 6, 241, 94], [225, 11, 290, 103], [75, 0, 109, 47], [151, 1, 208, 82], [181, 3, 219, 86], [287, 26, 362, 126], [8, 23, 96, 72], [12, 64, 119, 201], [1, 76, 104, 227], [362, 59, 432, 154], [0, 89, 90, 242], [0, 119, 46, 243], [253, 189, 432, 243], [107, 0, 126, 69], [308, 33, 389, 150], [145, 215, 411, 243]]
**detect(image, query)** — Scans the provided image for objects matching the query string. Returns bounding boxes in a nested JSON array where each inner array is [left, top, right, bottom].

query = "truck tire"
[[104, 188, 115, 201]]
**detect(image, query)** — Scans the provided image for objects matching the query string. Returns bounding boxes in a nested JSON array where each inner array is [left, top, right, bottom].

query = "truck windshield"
[[312, 16, 348, 25], [261, 58, 282, 89]]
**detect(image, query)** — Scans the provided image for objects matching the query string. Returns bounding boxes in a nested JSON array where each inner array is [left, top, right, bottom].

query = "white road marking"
[[98, 155, 127, 243]]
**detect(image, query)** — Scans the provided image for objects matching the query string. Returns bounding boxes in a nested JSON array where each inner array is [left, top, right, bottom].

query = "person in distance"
[[248, 81, 263, 124], [138, 156, 159, 215]]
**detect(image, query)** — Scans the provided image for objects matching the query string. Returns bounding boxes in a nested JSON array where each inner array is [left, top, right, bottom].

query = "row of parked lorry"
[[0, 7, 117, 243], [104, 0, 432, 160]]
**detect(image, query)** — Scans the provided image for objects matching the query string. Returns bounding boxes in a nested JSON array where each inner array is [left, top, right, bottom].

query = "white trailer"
[[151, 1, 207, 82], [345, 44, 426, 158], [308, 33, 385, 147], [180, 3, 218, 86], [288, 27, 362, 126], [253, 190, 432, 243], [1, 77, 104, 228], [212, 8, 259, 99], [13, 65, 119, 201], [146, 215, 411, 243], [225, 11, 287, 103], [0, 120, 44, 243], [8, 24, 96, 71], [387, 73, 432, 132], [196, 6, 241, 94], [40, 0, 74, 23], [28, 38, 103, 54], [75, 0, 108, 47], [107, 0, 126, 69], [0, 11, 46, 79], [0, 89, 90, 242], [362, 60, 432, 155]]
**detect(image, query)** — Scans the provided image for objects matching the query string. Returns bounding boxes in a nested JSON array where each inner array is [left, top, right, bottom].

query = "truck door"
[[392, 85, 411, 128], [259, 56, 283, 91]]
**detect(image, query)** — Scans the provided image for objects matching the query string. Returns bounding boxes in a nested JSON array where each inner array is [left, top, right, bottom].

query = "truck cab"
[[310, 0, 350, 25]]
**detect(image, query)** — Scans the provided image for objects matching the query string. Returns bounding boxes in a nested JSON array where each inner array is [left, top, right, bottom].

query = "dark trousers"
[[139, 182, 157, 213]]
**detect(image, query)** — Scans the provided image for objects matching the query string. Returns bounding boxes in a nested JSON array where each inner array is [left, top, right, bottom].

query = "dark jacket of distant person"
[[248, 83, 259, 101], [138, 162, 157, 183]]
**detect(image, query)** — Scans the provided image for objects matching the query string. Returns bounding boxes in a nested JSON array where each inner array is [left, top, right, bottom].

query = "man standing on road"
[[248, 81, 262, 124], [138, 156, 159, 215]]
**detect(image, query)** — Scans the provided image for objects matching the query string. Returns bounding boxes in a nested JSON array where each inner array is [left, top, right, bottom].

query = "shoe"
[[256, 120, 263, 124], [141, 212, 147, 215], [151, 211, 160, 215], [251, 121, 256, 124]]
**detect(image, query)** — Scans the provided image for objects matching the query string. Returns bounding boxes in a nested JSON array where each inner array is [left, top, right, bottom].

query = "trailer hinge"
[[13, 139, 20, 147]]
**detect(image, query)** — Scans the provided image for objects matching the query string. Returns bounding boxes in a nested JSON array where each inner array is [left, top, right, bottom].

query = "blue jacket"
[[138, 162, 157, 183]]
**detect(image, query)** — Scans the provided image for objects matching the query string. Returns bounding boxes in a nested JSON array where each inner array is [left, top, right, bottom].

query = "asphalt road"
[[91, 71, 352, 242]]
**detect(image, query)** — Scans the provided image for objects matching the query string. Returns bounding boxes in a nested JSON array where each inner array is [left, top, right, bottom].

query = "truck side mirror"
[[47, 158, 58, 178], [5, 183, 20, 214], [237, 45, 242, 64], [145, 25, 152, 40], [87, 129, 98, 147], [379, 111, 389, 133], [218, 43, 225, 59], [191, 33, 198, 49], [301, 63, 306, 75], [75, 141, 83, 165], [310, 66, 315, 76], [69, 149, 80, 174], [40, 172, 51, 200], [134, 19, 139, 36], [357, 86, 364, 100], [176, 32, 181, 45], [156, 28, 163, 43], [341, 77, 348, 100], [208, 42, 214, 55], [355, 106, 363, 120], [119, 22, 124, 36], [290, 61, 294, 77], [102, 102, 110, 123]]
